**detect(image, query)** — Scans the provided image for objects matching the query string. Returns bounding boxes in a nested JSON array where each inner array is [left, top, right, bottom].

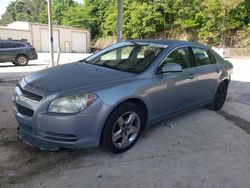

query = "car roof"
[[0, 40, 27, 45], [127, 39, 207, 48]]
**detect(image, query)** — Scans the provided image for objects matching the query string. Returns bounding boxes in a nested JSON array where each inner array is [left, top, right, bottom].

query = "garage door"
[[72, 32, 87, 53], [40, 29, 59, 52]]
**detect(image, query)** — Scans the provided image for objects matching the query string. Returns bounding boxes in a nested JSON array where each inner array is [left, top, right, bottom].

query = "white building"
[[0, 21, 91, 53]]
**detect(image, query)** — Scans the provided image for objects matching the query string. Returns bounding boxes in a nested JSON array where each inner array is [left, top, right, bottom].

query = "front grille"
[[16, 103, 34, 117], [17, 84, 43, 102]]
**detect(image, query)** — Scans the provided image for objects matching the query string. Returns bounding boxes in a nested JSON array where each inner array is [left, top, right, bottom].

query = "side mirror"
[[157, 63, 182, 74]]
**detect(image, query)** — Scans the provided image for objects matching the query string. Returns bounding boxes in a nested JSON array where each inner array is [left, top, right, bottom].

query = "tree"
[[0, 12, 14, 25], [123, 1, 164, 39], [1, 0, 249, 46], [53, 0, 75, 25], [218, 0, 244, 45], [63, 0, 111, 38], [23, 0, 47, 22], [0, 0, 47, 25]]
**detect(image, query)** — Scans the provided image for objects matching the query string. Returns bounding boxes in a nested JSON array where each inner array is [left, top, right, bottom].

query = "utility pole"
[[48, 0, 55, 67], [117, 0, 123, 43]]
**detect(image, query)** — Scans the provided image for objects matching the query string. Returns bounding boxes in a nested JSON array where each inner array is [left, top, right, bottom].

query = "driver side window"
[[162, 47, 191, 69]]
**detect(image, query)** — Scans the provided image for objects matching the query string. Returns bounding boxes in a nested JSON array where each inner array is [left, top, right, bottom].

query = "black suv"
[[0, 40, 38, 66]]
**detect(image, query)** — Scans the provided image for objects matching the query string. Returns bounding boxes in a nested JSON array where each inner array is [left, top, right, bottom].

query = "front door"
[[150, 47, 198, 120]]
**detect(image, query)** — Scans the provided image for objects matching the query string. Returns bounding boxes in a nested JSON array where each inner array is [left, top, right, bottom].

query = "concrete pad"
[[0, 85, 250, 188], [223, 102, 250, 122], [0, 57, 250, 188], [0, 53, 91, 81], [8, 109, 250, 188]]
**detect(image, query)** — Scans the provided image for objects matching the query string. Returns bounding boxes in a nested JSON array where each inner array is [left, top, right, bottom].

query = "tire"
[[15, 55, 29, 66], [207, 81, 229, 111], [102, 102, 145, 154]]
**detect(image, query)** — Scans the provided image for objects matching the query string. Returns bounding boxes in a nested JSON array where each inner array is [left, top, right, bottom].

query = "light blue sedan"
[[13, 40, 233, 153]]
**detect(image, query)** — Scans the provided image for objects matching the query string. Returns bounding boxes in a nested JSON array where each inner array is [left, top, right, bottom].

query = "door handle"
[[216, 68, 220, 73], [188, 74, 196, 79]]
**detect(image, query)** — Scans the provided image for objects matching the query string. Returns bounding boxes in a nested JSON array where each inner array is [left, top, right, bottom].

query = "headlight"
[[48, 94, 97, 113]]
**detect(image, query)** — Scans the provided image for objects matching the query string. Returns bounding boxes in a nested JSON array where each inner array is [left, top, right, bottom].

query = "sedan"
[[13, 40, 233, 153]]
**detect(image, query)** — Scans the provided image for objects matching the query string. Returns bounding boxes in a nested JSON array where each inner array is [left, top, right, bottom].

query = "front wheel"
[[102, 103, 145, 154], [207, 81, 229, 111]]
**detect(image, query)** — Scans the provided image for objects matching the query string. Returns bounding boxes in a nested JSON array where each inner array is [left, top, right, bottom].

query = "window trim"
[[154, 45, 194, 75]]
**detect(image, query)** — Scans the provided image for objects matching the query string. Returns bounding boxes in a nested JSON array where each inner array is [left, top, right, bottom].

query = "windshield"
[[84, 42, 165, 74]]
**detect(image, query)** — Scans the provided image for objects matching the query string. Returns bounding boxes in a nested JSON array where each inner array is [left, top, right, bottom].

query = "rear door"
[[191, 47, 220, 102]]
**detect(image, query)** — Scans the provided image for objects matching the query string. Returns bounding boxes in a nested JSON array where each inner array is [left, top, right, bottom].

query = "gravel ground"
[[0, 55, 250, 188]]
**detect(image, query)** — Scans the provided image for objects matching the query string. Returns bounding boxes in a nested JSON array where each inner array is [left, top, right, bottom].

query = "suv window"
[[192, 47, 216, 66], [0, 42, 13, 48], [161, 47, 191, 69], [13, 42, 25, 48]]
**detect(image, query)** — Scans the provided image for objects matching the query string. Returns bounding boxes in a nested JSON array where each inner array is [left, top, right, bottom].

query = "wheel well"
[[120, 98, 148, 123], [99, 98, 148, 145], [223, 79, 229, 84], [222, 79, 229, 86]]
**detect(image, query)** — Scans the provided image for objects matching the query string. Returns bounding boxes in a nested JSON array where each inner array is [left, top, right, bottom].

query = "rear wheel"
[[207, 81, 228, 111], [15, 55, 28, 66], [102, 103, 144, 154]]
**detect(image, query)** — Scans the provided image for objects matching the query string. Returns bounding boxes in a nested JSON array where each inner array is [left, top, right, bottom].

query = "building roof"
[[0, 21, 90, 32], [7, 21, 30, 30]]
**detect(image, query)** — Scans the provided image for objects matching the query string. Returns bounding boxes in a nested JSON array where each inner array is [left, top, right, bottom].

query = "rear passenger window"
[[208, 51, 217, 64], [13, 43, 24, 48], [0, 42, 12, 48], [162, 47, 191, 69], [192, 48, 216, 66]]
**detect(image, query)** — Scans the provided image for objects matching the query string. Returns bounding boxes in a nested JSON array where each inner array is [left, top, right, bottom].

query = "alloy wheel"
[[17, 56, 28, 65], [112, 111, 141, 149]]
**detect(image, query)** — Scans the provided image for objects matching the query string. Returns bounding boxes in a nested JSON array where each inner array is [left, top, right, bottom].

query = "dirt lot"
[[0, 55, 250, 188]]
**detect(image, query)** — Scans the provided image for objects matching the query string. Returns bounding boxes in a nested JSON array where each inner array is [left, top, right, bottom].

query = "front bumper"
[[13, 81, 112, 150]]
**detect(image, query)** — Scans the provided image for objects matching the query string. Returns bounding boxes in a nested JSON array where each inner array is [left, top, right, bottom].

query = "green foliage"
[[123, 2, 164, 39], [246, 24, 250, 47], [0, 0, 250, 46], [0, 0, 47, 25], [101, 4, 117, 36], [53, 0, 75, 25], [0, 11, 13, 25]]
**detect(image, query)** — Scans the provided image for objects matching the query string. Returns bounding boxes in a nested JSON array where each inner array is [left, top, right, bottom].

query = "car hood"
[[24, 62, 135, 92]]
